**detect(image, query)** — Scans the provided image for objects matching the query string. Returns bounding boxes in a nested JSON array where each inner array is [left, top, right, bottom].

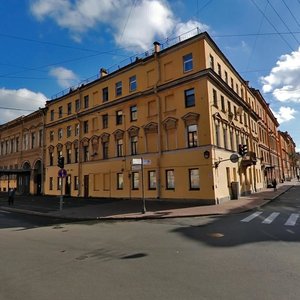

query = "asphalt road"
[[1, 187, 300, 300]]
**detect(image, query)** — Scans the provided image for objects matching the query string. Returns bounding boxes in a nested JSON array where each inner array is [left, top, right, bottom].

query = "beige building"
[[0, 110, 45, 194]]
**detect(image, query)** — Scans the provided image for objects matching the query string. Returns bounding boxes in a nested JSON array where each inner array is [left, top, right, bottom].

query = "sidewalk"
[[0, 180, 297, 221]]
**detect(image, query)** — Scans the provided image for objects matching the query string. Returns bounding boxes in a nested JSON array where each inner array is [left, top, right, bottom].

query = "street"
[[1, 187, 300, 300]]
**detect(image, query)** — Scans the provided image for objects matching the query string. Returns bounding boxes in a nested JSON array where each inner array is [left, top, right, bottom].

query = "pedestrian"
[[272, 178, 277, 192], [8, 188, 15, 206]]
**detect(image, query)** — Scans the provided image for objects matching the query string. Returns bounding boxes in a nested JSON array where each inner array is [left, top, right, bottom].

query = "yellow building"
[[44, 30, 268, 204], [0, 29, 295, 202]]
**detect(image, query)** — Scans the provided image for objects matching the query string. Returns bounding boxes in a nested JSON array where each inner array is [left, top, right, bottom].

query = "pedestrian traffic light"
[[57, 156, 64, 169], [243, 144, 248, 156]]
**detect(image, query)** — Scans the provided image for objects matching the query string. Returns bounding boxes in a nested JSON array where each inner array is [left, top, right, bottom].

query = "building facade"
[[0, 110, 45, 194], [0, 30, 297, 203]]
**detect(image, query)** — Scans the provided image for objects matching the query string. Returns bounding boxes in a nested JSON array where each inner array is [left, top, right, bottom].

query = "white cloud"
[[261, 47, 300, 102], [272, 106, 297, 124], [49, 67, 79, 88], [0, 88, 47, 124], [30, 0, 210, 50]]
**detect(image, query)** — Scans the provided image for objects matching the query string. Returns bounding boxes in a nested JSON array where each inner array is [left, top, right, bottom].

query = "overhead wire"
[[250, 0, 295, 51]]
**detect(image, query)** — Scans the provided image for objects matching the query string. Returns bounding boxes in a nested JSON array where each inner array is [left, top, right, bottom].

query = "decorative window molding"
[[127, 126, 139, 137], [162, 117, 178, 130], [143, 122, 158, 134], [181, 112, 199, 126]]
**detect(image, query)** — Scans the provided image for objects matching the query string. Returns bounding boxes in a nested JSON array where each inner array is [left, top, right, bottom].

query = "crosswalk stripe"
[[284, 213, 299, 226], [241, 211, 263, 222], [262, 212, 280, 224]]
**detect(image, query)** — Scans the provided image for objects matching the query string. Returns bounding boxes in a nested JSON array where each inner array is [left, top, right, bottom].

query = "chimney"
[[100, 68, 108, 78], [153, 41, 161, 53]]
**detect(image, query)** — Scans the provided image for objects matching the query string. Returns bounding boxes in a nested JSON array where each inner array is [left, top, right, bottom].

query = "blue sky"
[[1, 0, 300, 149]]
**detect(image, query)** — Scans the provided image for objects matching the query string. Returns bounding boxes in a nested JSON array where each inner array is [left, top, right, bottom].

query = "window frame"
[[183, 53, 193, 72], [132, 172, 139, 190], [148, 170, 156, 190], [130, 105, 137, 121], [189, 168, 200, 190], [166, 169, 175, 190], [102, 87, 109, 102], [187, 124, 198, 148], [117, 173, 124, 190], [184, 88, 195, 108], [115, 81, 122, 97], [129, 75, 137, 92]]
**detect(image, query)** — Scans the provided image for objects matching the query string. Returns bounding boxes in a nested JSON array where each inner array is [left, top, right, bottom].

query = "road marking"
[[284, 213, 299, 226], [0, 210, 11, 214], [262, 212, 280, 224], [241, 211, 263, 222]]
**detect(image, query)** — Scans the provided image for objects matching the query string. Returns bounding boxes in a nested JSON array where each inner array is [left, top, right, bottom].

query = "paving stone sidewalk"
[[0, 180, 297, 221]]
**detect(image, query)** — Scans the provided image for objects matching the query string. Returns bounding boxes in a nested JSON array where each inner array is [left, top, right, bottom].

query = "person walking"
[[8, 188, 15, 206], [272, 178, 277, 192]]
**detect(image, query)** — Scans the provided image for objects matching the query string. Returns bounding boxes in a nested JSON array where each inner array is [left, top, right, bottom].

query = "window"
[[39, 129, 43, 147], [224, 71, 228, 84], [102, 114, 108, 129], [74, 176, 79, 190], [75, 124, 79, 136], [49, 151, 54, 166], [66, 149, 71, 164], [215, 122, 220, 147], [83, 120, 89, 133], [83, 145, 89, 162], [58, 128, 63, 140], [213, 89, 218, 107], [129, 75, 137, 91], [209, 54, 214, 70], [132, 172, 139, 189], [183, 53, 193, 72], [67, 102, 72, 115], [57, 177, 62, 190], [50, 110, 54, 121], [84, 95, 89, 109], [75, 99, 80, 112], [130, 136, 138, 155], [58, 106, 63, 118], [189, 169, 200, 190], [117, 173, 124, 190], [31, 132, 35, 149], [148, 171, 156, 190], [130, 105, 137, 121], [115, 81, 122, 97], [187, 125, 198, 147], [49, 177, 53, 191], [221, 96, 225, 112], [117, 139, 123, 157], [116, 110, 123, 125], [185, 88, 195, 108], [74, 147, 79, 163], [166, 169, 175, 190], [217, 63, 221, 76], [102, 87, 109, 102], [223, 126, 228, 149], [67, 126, 72, 138], [102, 141, 109, 159]]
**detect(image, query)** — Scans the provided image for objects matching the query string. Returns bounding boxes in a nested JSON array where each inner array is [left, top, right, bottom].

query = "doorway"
[[84, 175, 89, 198]]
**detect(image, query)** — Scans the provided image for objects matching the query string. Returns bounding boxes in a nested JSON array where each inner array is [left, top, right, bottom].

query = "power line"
[[281, 0, 300, 28], [250, 0, 295, 51], [266, 0, 300, 45]]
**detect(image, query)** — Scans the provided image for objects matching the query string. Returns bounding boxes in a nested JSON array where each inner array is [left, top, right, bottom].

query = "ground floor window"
[[166, 169, 175, 190], [117, 173, 124, 190], [57, 177, 62, 190], [49, 177, 53, 190], [74, 176, 79, 190], [148, 170, 156, 190], [189, 169, 200, 190], [132, 172, 139, 190]]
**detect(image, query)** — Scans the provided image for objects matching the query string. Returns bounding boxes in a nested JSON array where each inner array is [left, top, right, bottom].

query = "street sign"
[[143, 159, 151, 165], [58, 168, 67, 178], [132, 158, 142, 165], [230, 153, 239, 163]]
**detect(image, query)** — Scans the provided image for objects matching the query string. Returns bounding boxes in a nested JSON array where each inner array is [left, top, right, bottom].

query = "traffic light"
[[238, 144, 244, 156], [238, 144, 248, 156], [57, 156, 64, 169], [242, 144, 248, 156]]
